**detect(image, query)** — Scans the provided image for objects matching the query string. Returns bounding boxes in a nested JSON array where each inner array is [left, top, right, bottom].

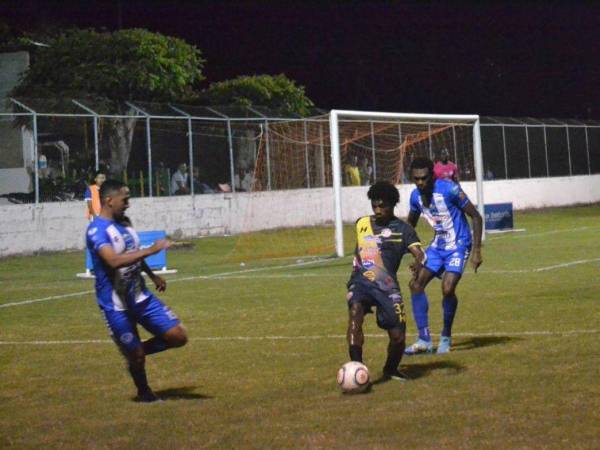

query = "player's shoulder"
[[435, 178, 459, 194], [389, 216, 410, 230], [409, 187, 420, 201], [354, 215, 371, 224], [87, 217, 111, 237]]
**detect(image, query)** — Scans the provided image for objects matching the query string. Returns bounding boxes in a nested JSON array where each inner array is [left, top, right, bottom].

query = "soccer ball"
[[337, 361, 370, 393]]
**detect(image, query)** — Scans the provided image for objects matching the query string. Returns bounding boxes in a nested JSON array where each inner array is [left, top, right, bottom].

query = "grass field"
[[1, 204, 600, 449]]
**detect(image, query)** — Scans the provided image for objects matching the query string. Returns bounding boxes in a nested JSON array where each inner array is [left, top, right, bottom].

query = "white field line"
[[2, 256, 598, 309], [1, 328, 600, 346], [0, 258, 335, 309], [488, 225, 598, 241]]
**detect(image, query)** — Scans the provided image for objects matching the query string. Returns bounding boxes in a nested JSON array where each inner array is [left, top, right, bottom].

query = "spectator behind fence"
[[344, 154, 361, 186], [234, 167, 254, 192], [170, 163, 190, 195], [433, 148, 459, 182], [85, 170, 106, 220], [192, 166, 215, 194], [359, 156, 373, 186]]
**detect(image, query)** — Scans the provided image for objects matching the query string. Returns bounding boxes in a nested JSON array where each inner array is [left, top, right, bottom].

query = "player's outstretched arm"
[[141, 260, 166, 292], [408, 243, 426, 278], [407, 210, 420, 228], [462, 202, 483, 272], [98, 239, 172, 269]]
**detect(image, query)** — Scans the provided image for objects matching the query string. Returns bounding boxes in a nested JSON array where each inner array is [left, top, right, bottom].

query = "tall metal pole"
[[126, 102, 153, 196], [10, 99, 39, 204], [584, 125, 591, 175], [187, 118, 194, 195], [169, 104, 195, 195], [369, 121, 377, 182], [452, 126, 458, 164], [303, 120, 310, 188], [72, 100, 100, 171], [398, 123, 403, 184], [428, 124, 433, 159], [329, 110, 344, 257], [32, 113, 39, 204], [472, 118, 486, 239], [502, 126, 508, 179], [543, 125, 550, 176], [93, 117, 99, 171], [227, 119, 236, 192], [565, 126, 572, 175], [264, 120, 271, 190], [145, 116, 153, 197], [525, 125, 531, 178]]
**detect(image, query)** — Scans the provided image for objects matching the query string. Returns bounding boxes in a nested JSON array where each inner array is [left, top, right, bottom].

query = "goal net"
[[231, 110, 483, 262]]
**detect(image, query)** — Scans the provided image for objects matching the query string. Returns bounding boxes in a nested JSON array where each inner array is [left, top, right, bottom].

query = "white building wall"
[[1, 174, 599, 257]]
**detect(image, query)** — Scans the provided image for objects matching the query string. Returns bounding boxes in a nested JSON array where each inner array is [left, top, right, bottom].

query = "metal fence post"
[[10, 99, 39, 204], [303, 120, 310, 188], [502, 125, 508, 179], [543, 125, 550, 176], [72, 100, 100, 171], [169, 104, 195, 195], [584, 125, 591, 175], [369, 121, 377, 182], [525, 125, 531, 177], [565, 125, 572, 175]]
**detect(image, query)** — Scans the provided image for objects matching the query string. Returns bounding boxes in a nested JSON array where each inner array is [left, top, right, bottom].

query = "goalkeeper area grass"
[[1, 204, 599, 449]]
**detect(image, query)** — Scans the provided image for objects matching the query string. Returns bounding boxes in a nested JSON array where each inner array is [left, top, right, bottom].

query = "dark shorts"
[[347, 283, 406, 331], [101, 294, 181, 353]]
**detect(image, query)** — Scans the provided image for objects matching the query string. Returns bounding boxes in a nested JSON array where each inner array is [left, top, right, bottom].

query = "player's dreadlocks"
[[367, 181, 400, 206]]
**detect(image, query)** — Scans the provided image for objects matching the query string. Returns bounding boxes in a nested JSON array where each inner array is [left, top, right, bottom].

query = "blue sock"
[[442, 295, 458, 337], [411, 291, 431, 342]]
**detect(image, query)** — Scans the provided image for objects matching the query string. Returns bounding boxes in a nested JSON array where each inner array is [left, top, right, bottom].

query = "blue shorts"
[[347, 282, 406, 331], [425, 246, 471, 277], [101, 294, 181, 353]]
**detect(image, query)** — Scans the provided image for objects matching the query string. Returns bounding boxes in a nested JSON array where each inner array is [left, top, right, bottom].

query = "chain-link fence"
[[1, 100, 599, 205], [480, 116, 600, 180]]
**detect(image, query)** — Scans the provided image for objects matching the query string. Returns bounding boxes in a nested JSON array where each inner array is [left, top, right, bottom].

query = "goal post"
[[329, 109, 485, 257]]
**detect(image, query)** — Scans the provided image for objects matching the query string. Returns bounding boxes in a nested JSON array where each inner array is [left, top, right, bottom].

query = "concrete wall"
[[1, 174, 599, 257]]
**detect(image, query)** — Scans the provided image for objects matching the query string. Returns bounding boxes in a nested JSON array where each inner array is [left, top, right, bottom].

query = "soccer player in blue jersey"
[[405, 157, 482, 355], [346, 181, 426, 380], [86, 179, 188, 402]]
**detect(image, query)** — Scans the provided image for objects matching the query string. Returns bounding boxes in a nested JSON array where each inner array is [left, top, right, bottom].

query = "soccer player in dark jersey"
[[346, 181, 426, 380], [405, 157, 482, 355], [86, 180, 188, 402]]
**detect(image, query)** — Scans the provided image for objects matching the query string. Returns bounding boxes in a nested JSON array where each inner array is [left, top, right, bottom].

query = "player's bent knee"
[[409, 278, 423, 293], [442, 283, 457, 297], [388, 328, 405, 344], [164, 325, 188, 348]]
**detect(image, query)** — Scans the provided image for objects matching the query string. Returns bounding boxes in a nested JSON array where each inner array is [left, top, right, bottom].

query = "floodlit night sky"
[[2, 0, 600, 119]]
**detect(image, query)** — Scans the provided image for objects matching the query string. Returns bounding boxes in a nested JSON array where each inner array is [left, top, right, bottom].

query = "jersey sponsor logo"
[[362, 258, 375, 269], [380, 228, 392, 238], [119, 332, 134, 345], [363, 270, 376, 282], [363, 235, 381, 243], [88, 227, 97, 236], [122, 233, 135, 251]]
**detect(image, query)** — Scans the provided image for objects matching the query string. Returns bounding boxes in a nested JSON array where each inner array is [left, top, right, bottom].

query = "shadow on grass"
[[453, 335, 517, 351], [154, 386, 213, 401], [370, 360, 466, 386]]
